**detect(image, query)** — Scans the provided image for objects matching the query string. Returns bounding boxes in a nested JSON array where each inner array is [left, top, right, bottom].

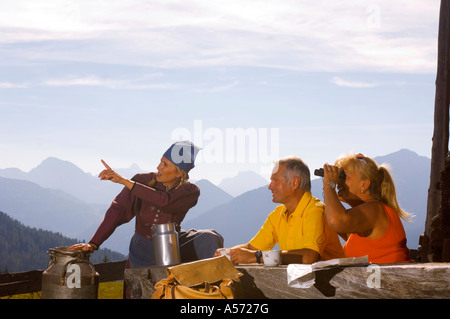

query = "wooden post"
[[420, 0, 450, 262], [439, 155, 450, 261]]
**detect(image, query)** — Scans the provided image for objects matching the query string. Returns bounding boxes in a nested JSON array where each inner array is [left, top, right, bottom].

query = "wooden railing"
[[0, 260, 126, 297], [0, 250, 421, 298]]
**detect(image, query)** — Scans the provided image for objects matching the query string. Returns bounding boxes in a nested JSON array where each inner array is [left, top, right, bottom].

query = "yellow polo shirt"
[[249, 192, 344, 261]]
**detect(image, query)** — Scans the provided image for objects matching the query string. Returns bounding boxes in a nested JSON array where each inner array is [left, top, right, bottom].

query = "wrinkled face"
[[156, 157, 182, 188], [268, 164, 293, 204]]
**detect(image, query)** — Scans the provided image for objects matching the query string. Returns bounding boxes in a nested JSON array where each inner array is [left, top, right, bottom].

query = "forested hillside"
[[0, 211, 126, 273]]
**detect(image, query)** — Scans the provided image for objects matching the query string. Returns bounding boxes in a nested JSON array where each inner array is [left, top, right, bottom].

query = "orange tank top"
[[343, 204, 412, 264]]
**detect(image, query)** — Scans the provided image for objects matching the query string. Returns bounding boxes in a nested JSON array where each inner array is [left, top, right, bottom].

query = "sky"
[[0, 0, 441, 185]]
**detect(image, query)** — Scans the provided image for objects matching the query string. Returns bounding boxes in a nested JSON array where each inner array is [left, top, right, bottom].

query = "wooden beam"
[[422, 0, 450, 262], [0, 270, 42, 297], [126, 263, 450, 299]]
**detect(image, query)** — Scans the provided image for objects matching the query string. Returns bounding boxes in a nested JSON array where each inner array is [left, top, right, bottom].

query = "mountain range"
[[0, 149, 430, 261], [0, 157, 142, 205]]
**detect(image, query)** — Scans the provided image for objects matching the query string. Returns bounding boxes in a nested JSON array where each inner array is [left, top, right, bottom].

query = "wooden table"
[[124, 262, 450, 299]]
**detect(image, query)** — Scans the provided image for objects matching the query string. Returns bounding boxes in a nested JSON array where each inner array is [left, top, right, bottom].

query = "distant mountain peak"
[[388, 148, 419, 157], [128, 163, 142, 170], [32, 157, 86, 173], [219, 170, 268, 183], [218, 170, 269, 197], [41, 156, 73, 165]]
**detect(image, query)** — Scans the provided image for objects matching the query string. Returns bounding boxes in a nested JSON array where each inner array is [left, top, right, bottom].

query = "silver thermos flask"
[[152, 223, 181, 266]]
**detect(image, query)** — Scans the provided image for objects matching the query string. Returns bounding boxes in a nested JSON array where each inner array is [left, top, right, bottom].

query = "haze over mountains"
[[217, 171, 269, 197], [0, 157, 142, 205], [0, 149, 430, 258]]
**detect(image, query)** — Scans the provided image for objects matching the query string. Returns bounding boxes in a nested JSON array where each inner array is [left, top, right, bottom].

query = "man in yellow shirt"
[[215, 156, 344, 264]]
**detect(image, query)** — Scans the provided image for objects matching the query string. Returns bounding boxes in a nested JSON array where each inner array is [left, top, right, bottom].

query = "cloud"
[[39, 73, 179, 89], [193, 81, 240, 93], [0, 82, 29, 88], [0, 0, 440, 73], [330, 77, 377, 88], [42, 75, 112, 87]]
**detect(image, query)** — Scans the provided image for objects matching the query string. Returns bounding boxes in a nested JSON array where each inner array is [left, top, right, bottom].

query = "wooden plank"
[[422, 0, 450, 262], [0, 270, 43, 284], [0, 271, 43, 297], [94, 260, 126, 282], [125, 263, 450, 299]]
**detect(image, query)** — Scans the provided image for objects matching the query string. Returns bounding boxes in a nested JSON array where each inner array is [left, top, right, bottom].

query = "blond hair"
[[174, 166, 189, 189], [335, 153, 412, 222]]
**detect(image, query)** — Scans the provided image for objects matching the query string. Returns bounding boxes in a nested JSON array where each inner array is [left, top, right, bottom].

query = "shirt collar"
[[162, 179, 183, 192], [282, 191, 313, 219]]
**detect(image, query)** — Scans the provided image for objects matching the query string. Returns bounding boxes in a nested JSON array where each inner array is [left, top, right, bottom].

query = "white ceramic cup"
[[262, 250, 281, 266], [219, 248, 231, 261]]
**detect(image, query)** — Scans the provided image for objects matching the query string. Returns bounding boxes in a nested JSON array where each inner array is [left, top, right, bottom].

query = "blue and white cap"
[[162, 141, 201, 173]]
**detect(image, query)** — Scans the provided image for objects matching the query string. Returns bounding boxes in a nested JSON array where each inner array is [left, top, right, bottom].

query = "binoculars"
[[314, 168, 346, 179]]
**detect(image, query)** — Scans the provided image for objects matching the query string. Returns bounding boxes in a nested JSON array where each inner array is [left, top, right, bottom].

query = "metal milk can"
[[152, 223, 181, 266], [41, 247, 99, 299]]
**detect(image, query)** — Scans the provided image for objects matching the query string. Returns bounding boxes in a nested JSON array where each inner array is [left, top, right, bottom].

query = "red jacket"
[[90, 172, 200, 247]]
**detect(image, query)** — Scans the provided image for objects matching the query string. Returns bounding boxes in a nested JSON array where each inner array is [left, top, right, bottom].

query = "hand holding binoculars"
[[314, 168, 346, 179]]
